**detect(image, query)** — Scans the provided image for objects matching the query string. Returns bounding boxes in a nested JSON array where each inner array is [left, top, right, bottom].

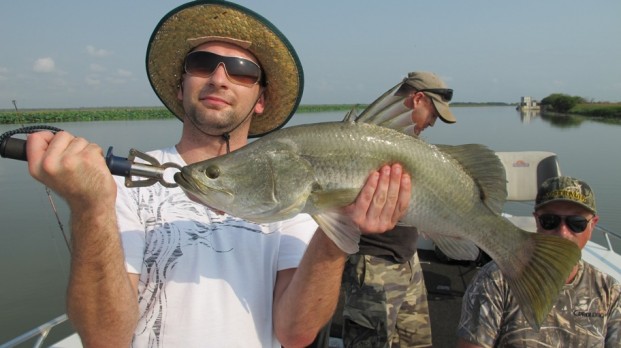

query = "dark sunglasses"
[[418, 88, 453, 102], [537, 214, 593, 233], [184, 51, 263, 87]]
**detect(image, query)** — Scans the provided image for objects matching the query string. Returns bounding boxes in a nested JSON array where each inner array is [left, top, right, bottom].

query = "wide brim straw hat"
[[146, 0, 304, 138]]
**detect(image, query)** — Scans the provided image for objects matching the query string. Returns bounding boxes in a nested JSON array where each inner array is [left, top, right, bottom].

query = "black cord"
[[0, 125, 64, 143], [222, 132, 231, 154], [0, 124, 72, 253]]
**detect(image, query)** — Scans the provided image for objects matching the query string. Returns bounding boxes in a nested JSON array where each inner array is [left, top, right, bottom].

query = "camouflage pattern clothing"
[[457, 260, 621, 347], [341, 253, 432, 348]]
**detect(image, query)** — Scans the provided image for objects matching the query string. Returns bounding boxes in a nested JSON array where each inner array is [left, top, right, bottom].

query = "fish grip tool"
[[105, 147, 180, 188], [0, 126, 181, 188]]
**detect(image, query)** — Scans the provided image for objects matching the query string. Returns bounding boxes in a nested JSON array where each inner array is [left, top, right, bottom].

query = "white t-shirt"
[[115, 147, 317, 347]]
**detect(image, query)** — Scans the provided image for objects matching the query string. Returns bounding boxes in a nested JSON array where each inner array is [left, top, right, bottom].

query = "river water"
[[0, 106, 620, 344]]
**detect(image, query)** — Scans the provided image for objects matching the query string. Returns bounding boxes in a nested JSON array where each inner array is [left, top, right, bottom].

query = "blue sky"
[[1, 0, 619, 110]]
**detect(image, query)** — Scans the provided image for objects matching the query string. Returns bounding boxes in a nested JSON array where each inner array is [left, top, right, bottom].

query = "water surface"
[[0, 107, 619, 343]]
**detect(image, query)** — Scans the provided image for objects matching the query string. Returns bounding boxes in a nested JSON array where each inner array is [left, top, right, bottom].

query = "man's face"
[[177, 41, 265, 136], [404, 92, 438, 136], [534, 201, 598, 250]]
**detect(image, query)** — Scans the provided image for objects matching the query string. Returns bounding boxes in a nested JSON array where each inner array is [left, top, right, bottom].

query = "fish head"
[[174, 141, 315, 223]]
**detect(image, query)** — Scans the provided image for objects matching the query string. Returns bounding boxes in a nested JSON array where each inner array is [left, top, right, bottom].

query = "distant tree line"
[[540, 94, 585, 113], [541, 93, 621, 119]]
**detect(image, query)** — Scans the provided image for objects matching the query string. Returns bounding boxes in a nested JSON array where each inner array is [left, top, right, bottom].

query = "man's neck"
[[176, 131, 248, 165]]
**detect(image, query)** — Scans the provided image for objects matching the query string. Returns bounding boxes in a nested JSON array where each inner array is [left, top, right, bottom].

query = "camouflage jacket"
[[457, 260, 621, 347]]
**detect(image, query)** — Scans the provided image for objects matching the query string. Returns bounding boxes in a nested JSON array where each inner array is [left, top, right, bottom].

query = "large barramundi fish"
[[174, 81, 580, 329]]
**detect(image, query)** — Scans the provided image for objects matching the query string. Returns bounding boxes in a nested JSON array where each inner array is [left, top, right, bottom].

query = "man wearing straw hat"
[[25, 1, 410, 347]]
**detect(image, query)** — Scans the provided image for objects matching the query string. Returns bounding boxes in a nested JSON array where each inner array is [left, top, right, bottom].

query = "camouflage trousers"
[[341, 253, 432, 348]]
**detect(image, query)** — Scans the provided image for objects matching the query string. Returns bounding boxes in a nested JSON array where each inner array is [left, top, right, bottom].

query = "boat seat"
[[495, 151, 561, 201], [496, 151, 561, 232]]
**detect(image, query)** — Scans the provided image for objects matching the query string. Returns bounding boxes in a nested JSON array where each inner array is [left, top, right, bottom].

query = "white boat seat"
[[497, 151, 561, 233], [495, 151, 561, 201]]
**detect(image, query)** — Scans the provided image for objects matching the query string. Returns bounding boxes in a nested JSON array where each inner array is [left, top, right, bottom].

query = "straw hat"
[[146, 0, 304, 137]]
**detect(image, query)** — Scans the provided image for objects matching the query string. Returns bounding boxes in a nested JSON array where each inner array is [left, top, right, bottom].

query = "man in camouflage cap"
[[456, 176, 621, 347]]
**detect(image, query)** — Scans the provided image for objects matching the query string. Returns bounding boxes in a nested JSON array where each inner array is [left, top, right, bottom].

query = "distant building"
[[517, 96, 541, 111]]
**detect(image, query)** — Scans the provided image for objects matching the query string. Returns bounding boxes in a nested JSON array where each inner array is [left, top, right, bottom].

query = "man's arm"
[[27, 131, 139, 347], [273, 164, 410, 347]]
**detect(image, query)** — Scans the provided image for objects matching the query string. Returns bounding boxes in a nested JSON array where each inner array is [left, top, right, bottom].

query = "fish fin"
[[432, 236, 480, 261], [353, 81, 416, 135], [309, 189, 360, 211], [435, 144, 507, 214], [495, 232, 581, 330], [342, 106, 359, 122], [313, 212, 360, 254]]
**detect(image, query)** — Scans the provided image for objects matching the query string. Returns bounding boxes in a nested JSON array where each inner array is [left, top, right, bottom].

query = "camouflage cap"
[[535, 176, 596, 214]]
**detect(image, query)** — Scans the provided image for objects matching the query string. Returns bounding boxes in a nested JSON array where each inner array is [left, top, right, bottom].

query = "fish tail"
[[498, 233, 581, 330]]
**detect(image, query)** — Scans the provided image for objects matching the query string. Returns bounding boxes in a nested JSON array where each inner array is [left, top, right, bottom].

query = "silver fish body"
[[175, 119, 580, 329]]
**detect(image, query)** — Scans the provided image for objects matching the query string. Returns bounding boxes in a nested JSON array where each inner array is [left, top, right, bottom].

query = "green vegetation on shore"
[[0, 103, 515, 124], [566, 103, 621, 120], [0, 101, 619, 125], [0, 107, 175, 124], [540, 93, 621, 120]]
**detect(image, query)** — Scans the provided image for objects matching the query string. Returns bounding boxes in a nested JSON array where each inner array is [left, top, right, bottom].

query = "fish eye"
[[205, 165, 220, 179]]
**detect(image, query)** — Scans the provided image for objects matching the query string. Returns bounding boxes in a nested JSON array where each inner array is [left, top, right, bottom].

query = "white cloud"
[[33, 57, 56, 73], [107, 77, 127, 84], [117, 69, 132, 77], [86, 45, 112, 57], [0, 66, 8, 80], [90, 63, 106, 72], [85, 75, 101, 86]]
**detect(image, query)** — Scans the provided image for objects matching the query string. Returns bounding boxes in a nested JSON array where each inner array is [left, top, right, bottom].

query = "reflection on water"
[[0, 107, 620, 343], [539, 112, 588, 128], [518, 109, 540, 124]]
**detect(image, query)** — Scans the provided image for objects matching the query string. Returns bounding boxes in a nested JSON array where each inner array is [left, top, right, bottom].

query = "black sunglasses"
[[537, 214, 593, 233], [184, 51, 263, 87], [418, 88, 453, 102]]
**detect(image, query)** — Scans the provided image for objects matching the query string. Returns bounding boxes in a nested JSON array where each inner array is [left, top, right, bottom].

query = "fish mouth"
[[173, 172, 196, 191], [173, 171, 232, 199]]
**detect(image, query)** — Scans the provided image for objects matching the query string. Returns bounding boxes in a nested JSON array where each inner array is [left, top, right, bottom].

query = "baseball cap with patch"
[[535, 176, 596, 214]]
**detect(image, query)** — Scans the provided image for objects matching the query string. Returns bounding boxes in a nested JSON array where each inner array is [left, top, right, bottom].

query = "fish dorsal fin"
[[342, 106, 359, 123], [435, 144, 507, 214], [352, 81, 415, 135]]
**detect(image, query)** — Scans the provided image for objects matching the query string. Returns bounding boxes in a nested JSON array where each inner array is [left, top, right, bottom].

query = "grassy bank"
[[2, 102, 618, 125], [0, 107, 175, 124], [2, 105, 365, 124], [569, 103, 621, 119]]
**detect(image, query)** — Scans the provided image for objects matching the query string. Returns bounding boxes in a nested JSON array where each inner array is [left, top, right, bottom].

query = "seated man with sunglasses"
[[456, 176, 621, 348]]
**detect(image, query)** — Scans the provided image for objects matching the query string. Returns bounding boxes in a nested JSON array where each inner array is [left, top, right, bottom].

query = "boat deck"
[[421, 249, 482, 347]]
